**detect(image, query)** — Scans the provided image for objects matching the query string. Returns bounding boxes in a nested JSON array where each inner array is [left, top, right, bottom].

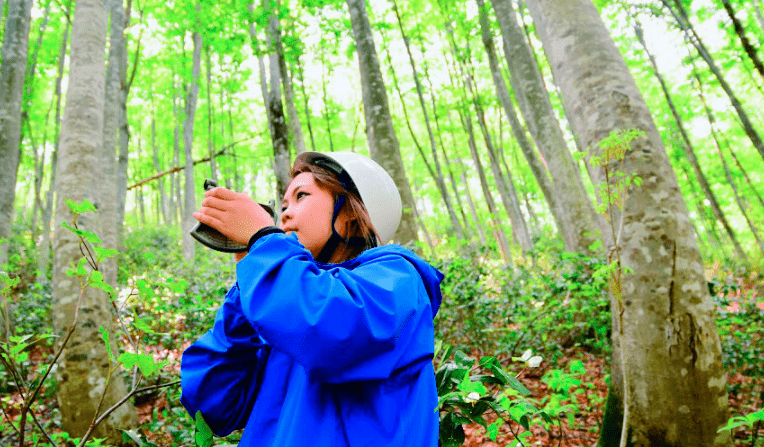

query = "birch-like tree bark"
[[346, 0, 418, 246], [152, 112, 169, 224], [271, 5, 306, 155], [183, 23, 202, 261], [52, 0, 138, 439], [526, 1, 730, 445], [0, 0, 33, 271], [490, 0, 600, 254]]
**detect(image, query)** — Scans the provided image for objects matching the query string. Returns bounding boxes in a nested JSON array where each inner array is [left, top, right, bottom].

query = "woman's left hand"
[[193, 187, 273, 246]]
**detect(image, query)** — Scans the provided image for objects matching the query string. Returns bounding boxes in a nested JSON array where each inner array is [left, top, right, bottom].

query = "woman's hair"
[[290, 157, 380, 262]]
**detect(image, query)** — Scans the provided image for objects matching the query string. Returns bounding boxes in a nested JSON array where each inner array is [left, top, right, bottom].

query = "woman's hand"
[[193, 187, 273, 246]]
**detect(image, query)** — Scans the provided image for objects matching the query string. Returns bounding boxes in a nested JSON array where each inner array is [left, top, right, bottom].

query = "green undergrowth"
[[1, 221, 763, 446]]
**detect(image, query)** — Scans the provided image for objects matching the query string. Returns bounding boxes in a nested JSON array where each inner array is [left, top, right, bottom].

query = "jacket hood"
[[329, 243, 444, 319]]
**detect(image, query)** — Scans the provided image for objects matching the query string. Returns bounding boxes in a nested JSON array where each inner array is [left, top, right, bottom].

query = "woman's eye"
[[297, 192, 308, 200]]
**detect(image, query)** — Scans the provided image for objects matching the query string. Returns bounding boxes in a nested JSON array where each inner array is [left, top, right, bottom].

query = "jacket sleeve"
[[235, 233, 434, 383], [180, 284, 270, 437]]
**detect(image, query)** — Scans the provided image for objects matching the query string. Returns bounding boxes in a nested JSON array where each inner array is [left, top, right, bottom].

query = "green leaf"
[[118, 352, 165, 377], [133, 317, 167, 335], [93, 245, 119, 261], [65, 199, 97, 214], [487, 417, 503, 441], [89, 271, 116, 298], [194, 411, 214, 447], [99, 326, 116, 362]]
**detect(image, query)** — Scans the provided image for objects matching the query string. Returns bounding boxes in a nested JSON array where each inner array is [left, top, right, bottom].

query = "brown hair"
[[290, 157, 380, 262]]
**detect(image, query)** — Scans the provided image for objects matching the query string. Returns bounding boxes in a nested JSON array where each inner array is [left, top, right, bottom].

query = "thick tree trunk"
[[661, 0, 764, 164], [52, 0, 138, 440], [634, 20, 748, 263], [346, 0, 418, 246], [490, 0, 600, 254], [526, 1, 730, 446], [183, 25, 202, 261], [0, 0, 33, 270]]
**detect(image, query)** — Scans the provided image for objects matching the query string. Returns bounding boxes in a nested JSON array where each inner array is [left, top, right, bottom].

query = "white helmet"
[[295, 151, 402, 244]]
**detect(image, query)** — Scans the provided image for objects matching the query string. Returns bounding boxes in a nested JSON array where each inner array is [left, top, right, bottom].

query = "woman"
[[181, 151, 443, 446]]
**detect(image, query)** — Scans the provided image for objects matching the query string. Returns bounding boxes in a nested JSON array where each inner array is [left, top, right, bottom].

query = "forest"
[[0, 0, 763, 445]]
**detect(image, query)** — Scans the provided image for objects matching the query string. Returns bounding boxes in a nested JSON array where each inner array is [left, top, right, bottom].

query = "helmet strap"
[[315, 195, 368, 263]]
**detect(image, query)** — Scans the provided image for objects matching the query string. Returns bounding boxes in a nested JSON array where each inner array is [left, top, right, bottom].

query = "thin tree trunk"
[[170, 77, 182, 226], [271, 5, 306, 155], [205, 45, 217, 181], [661, 0, 764, 163], [52, 0, 138, 440], [460, 105, 512, 265], [463, 58, 533, 253], [183, 23, 202, 261], [755, 0, 764, 33], [294, 54, 316, 152], [692, 70, 764, 256], [476, 0, 556, 238], [391, 0, 465, 240], [719, 0, 764, 82], [152, 111, 169, 224], [101, 0, 127, 291], [0, 0, 33, 271], [37, 17, 70, 285], [489, 0, 601, 254], [634, 19, 748, 263], [320, 43, 335, 152], [116, 2, 133, 249], [346, 0, 418, 246], [526, 1, 730, 446]]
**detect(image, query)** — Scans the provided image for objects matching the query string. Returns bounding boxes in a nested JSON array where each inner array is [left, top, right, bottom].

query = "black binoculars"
[[189, 179, 276, 253]]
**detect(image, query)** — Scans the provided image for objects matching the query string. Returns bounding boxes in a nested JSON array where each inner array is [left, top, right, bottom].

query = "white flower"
[[519, 349, 533, 363], [528, 356, 543, 368], [465, 392, 480, 403]]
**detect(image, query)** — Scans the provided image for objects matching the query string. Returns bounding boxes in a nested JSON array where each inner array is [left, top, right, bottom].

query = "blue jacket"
[[180, 232, 443, 446]]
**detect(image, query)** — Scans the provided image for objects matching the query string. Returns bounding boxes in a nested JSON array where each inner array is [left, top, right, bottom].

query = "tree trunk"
[[53, 0, 138, 440], [255, 0, 291, 198], [526, 1, 730, 446], [101, 0, 127, 291], [320, 43, 335, 152], [719, 0, 764, 82], [462, 33, 533, 253], [116, 2, 132, 249], [205, 46, 218, 181], [633, 19, 748, 263], [346, 0, 418, 246], [490, 0, 600, 254], [183, 24, 202, 261], [476, 0, 556, 240], [661, 0, 764, 164], [460, 106, 512, 265], [270, 4, 306, 155], [755, 0, 764, 33], [294, 54, 317, 152], [693, 70, 764, 257], [38, 17, 70, 286], [152, 112, 169, 224], [391, 0, 465, 240], [171, 77, 182, 226], [0, 0, 33, 270]]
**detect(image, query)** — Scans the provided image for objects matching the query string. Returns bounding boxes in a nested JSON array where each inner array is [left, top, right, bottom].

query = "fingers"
[[204, 187, 243, 201]]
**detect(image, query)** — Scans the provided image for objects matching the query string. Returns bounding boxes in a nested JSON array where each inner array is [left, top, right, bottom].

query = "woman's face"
[[280, 172, 344, 259]]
